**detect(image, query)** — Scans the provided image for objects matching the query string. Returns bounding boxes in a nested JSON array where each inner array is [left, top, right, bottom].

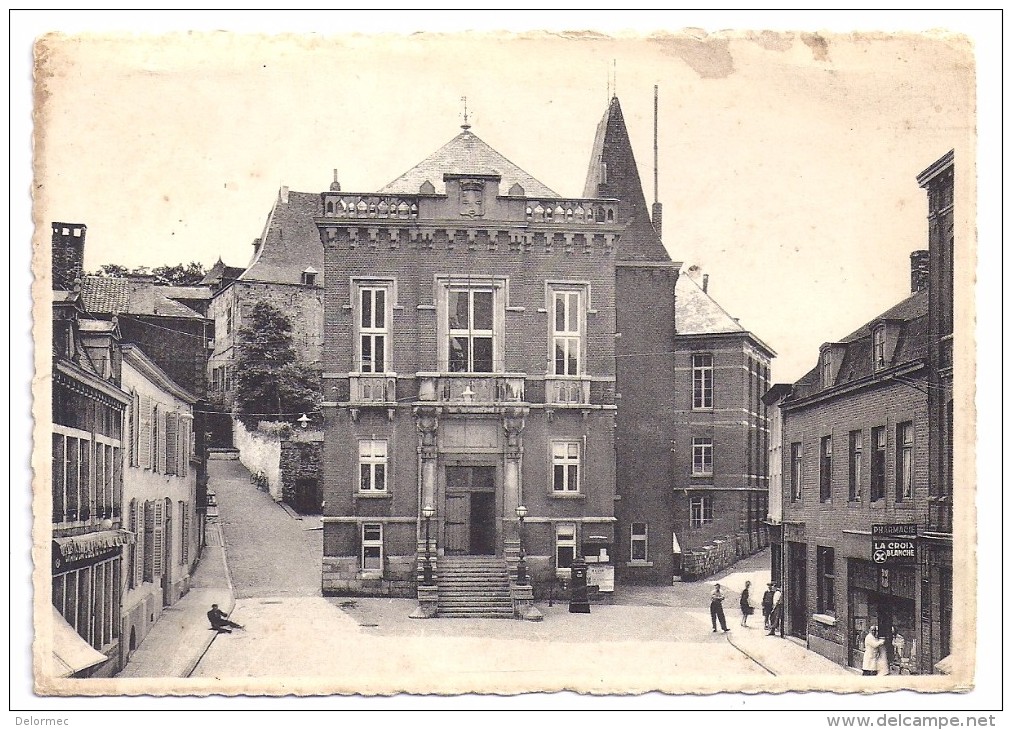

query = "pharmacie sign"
[[871, 523, 917, 565]]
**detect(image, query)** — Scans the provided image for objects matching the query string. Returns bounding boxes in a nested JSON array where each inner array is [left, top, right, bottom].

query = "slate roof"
[[377, 129, 559, 199], [583, 96, 670, 262], [240, 190, 324, 286], [80, 276, 203, 319], [787, 289, 929, 403], [675, 272, 747, 335]]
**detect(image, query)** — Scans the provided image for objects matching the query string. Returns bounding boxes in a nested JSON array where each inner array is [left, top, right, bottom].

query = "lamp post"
[[421, 505, 435, 586], [515, 504, 528, 586]]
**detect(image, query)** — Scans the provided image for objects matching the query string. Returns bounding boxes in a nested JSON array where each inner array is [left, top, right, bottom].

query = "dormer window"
[[301, 268, 318, 287], [873, 326, 886, 370], [822, 350, 833, 388]]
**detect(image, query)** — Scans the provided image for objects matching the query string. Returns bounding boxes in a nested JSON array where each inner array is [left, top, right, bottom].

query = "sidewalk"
[[117, 521, 235, 678], [725, 624, 853, 676]]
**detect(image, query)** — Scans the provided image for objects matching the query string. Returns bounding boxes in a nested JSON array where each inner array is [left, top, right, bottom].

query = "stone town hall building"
[[314, 97, 773, 615]]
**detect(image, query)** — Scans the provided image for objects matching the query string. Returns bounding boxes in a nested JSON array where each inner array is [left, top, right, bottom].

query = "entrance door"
[[444, 465, 497, 555], [788, 542, 807, 638]]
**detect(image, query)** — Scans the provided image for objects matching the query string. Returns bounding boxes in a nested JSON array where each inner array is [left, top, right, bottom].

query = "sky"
[[12, 11, 1003, 714], [30, 21, 977, 383]]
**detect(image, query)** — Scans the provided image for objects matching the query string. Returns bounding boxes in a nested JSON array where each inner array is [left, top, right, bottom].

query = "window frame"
[[555, 522, 577, 573], [692, 353, 714, 410], [551, 440, 581, 493], [790, 441, 803, 502], [630, 522, 648, 562], [873, 326, 886, 370], [550, 288, 584, 377], [692, 436, 713, 476], [358, 439, 389, 494], [817, 546, 836, 614], [436, 276, 506, 374], [361, 522, 384, 573], [871, 426, 887, 502], [848, 430, 863, 502], [356, 282, 392, 374], [689, 496, 713, 528], [819, 435, 833, 502], [447, 286, 495, 373], [896, 421, 913, 501]]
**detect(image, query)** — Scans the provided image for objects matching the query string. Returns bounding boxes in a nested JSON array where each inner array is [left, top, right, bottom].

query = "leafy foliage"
[[234, 300, 321, 429], [90, 261, 206, 285]]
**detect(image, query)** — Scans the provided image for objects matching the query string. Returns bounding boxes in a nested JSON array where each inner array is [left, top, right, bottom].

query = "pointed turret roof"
[[583, 96, 670, 262], [378, 129, 558, 198]]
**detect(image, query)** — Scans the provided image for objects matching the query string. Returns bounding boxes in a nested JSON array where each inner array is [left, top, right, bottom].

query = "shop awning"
[[54, 529, 134, 561], [51, 606, 108, 677]]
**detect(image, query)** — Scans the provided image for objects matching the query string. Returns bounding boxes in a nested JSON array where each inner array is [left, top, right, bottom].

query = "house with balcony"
[[316, 119, 630, 616]]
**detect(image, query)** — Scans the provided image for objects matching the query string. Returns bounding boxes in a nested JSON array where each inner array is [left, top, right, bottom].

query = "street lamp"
[[515, 504, 528, 586], [421, 505, 435, 586]]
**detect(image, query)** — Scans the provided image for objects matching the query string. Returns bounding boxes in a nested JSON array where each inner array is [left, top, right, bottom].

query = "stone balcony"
[[544, 376, 591, 406], [349, 374, 398, 404], [416, 373, 526, 407]]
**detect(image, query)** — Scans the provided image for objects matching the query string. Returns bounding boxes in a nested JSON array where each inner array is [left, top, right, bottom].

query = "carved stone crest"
[[459, 179, 485, 218]]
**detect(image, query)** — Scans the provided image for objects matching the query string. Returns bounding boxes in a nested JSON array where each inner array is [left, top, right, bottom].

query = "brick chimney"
[[52, 222, 86, 291], [910, 250, 930, 293]]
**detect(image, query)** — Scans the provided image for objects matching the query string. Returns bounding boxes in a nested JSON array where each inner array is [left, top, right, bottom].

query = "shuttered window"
[[140, 396, 152, 469], [180, 501, 190, 566], [134, 499, 145, 586], [165, 412, 178, 476]]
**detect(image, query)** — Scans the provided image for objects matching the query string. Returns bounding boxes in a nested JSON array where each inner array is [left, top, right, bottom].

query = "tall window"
[[630, 523, 648, 562], [689, 496, 713, 528], [819, 435, 833, 502], [692, 437, 713, 476], [552, 290, 582, 376], [555, 523, 576, 570], [821, 351, 833, 388], [873, 327, 886, 369], [358, 440, 388, 493], [790, 442, 803, 502], [848, 430, 863, 502], [817, 546, 835, 614], [552, 441, 580, 493], [53, 428, 92, 523], [692, 354, 713, 409], [359, 286, 388, 373], [448, 287, 494, 372], [871, 427, 886, 501], [361, 523, 383, 572], [896, 421, 913, 501]]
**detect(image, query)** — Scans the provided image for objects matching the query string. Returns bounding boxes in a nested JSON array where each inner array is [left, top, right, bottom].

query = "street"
[[187, 461, 850, 689]]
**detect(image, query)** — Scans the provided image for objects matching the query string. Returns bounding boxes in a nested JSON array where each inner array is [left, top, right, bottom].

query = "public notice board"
[[871, 523, 917, 565]]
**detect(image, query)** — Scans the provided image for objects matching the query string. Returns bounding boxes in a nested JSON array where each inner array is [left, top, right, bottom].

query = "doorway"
[[787, 541, 807, 639], [444, 466, 496, 555]]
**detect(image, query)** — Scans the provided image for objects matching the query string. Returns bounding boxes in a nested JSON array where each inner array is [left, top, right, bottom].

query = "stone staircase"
[[436, 556, 513, 619]]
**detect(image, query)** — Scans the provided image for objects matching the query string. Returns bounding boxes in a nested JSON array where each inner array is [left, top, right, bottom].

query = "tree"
[[151, 262, 206, 285], [234, 300, 321, 430], [93, 263, 129, 277]]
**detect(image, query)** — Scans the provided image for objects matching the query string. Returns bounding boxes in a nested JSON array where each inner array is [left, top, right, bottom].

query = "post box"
[[569, 557, 591, 613]]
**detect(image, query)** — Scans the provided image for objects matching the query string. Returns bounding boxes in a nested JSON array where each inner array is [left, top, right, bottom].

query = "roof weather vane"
[[460, 95, 471, 131]]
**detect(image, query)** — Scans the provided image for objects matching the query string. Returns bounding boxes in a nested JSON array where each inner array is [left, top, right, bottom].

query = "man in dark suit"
[[207, 604, 243, 633]]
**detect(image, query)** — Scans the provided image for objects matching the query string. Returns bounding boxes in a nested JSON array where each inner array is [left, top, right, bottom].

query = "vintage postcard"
[[28, 24, 980, 702]]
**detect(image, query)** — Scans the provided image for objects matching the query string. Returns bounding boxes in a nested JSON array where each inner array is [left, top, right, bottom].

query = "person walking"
[[767, 584, 784, 636], [862, 625, 887, 676], [710, 583, 730, 633], [762, 582, 776, 630], [740, 581, 753, 627]]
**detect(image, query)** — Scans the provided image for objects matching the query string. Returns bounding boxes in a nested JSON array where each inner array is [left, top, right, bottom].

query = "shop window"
[[871, 426, 886, 502], [848, 430, 863, 502], [361, 523, 383, 573], [817, 546, 835, 614], [896, 421, 913, 501], [630, 523, 648, 562]]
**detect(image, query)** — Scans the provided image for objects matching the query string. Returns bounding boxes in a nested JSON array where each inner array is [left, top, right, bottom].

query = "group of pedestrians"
[[708, 580, 783, 636]]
